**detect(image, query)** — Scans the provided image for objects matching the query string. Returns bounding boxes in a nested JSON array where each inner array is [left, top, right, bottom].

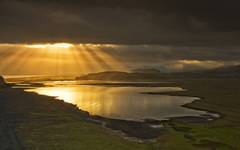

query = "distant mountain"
[[76, 71, 166, 81], [131, 68, 161, 74], [76, 65, 240, 81]]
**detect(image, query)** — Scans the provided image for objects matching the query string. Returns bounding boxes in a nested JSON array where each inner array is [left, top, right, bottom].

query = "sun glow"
[[25, 43, 74, 49], [0, 43, 127, 75]]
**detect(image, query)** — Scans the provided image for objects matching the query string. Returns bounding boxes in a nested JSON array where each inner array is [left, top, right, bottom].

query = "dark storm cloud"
[[1, 0, 240, 73], [103, 45, 240, 62], [1, 0, 240, 46], [95, 45, 240, 72]]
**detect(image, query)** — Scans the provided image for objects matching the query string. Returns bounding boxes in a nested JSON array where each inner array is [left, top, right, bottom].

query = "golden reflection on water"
[[27, 86, 121, 116], [26, 85, 207, 121]]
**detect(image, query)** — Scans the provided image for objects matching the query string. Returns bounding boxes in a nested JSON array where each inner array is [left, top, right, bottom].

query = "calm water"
[[24, 81, 211, 121]]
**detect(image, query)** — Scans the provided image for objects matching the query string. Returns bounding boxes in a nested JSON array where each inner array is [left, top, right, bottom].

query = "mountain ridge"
[[76, 65, 240, 81]]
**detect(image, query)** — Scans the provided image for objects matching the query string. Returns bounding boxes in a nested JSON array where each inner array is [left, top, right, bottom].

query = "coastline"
[[1, 77, 240, 149], [19, 82, 220, 138], [17, 83, 222, 137], [141, 92, 222, 122], [0, 84, 218, 143]]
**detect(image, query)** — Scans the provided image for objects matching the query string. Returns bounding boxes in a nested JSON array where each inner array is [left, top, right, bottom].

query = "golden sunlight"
[[176, 59, 224, 70], [25, 43, 74, 49], [0, 43, 127, 75]]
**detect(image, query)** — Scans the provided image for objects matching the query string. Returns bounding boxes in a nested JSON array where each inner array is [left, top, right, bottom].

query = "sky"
[[0, 0, 240, 75]]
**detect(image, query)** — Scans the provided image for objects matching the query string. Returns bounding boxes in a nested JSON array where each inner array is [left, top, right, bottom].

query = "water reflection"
[[26, 84, 208, 121]]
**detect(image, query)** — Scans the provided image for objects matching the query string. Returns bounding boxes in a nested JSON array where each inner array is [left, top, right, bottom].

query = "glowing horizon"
[[0, 43, 238, 75], [25, 43, 74, 49], [0, 43, 127, 75]]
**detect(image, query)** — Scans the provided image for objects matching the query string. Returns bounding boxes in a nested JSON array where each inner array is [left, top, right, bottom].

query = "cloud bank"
[[1, 0, 240, 46]]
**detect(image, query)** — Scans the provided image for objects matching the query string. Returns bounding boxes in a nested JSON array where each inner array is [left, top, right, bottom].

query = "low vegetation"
[[1, 77, 240, 149]]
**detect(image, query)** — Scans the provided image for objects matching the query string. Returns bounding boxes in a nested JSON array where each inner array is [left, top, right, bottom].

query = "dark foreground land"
[[1, 78, 240, 149]]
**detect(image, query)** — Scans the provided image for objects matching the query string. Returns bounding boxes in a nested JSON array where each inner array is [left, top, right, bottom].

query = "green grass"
[[157, 78, 240, 149], [8, 78, 240, 149], [17, 114, 155, 150], [156, 125, 197, 150], [162, 121, 240, 149]]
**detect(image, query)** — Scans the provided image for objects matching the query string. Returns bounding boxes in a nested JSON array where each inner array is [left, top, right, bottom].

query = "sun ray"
[[73, 46, 89, 73], [83, 45, 113, 71], [68, 47, 87, 75], [14, 48, 36, 74], [0, 43, 128, 75], [0, 47, 27, 73], [76, 45, 100, 73], [91, 45, 128, 71], [34, 48, 54, 75]]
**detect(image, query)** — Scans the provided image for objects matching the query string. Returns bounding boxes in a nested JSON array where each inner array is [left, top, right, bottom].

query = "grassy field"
[[155, 78, 240, 149], [1, 78, 240, 149], [0, 88, 155, 150]]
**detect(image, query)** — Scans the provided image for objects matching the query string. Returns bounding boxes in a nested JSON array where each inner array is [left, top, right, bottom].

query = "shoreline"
[[18, 84, 220, 140], [141, 91, 222, 121], [1, 86, 165, 140], [2, 78, 240, 149]]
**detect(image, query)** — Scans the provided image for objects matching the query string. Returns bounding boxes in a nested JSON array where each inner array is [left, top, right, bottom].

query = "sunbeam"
[[0, 43, 127, 75]]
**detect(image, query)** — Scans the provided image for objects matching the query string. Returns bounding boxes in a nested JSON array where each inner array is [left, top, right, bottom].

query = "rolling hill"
[[76, 65, 240, 81]]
